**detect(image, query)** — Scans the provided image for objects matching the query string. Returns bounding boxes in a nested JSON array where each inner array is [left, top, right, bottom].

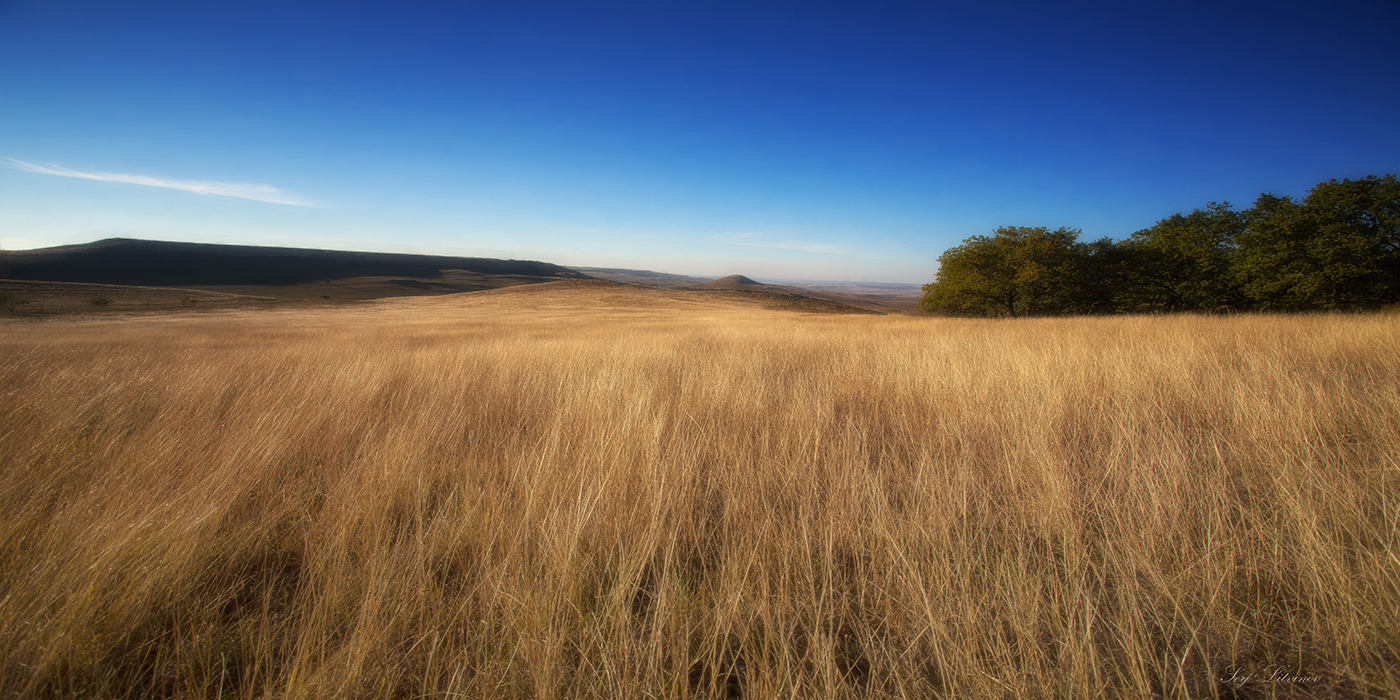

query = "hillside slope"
[[566, 266, 709, 287], [0, 238, 588, 287], [680, 274, 918, 313]]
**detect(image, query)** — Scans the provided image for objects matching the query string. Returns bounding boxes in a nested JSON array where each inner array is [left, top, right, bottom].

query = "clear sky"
[[2, 1, 1397, 284]]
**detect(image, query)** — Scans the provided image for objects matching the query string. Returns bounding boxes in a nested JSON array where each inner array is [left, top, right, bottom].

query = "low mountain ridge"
[[0, 238, 588, 287]]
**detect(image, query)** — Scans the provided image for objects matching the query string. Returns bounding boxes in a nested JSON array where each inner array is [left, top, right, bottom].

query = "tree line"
[[919, 174, 1400, 316]]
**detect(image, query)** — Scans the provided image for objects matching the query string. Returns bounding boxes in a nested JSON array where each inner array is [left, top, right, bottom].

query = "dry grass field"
[[2, 281, 1397, 699]]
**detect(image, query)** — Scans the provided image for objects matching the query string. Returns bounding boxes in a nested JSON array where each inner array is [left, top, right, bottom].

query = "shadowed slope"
[[0, 279, 283, 316], [0, 238, 589, 287]]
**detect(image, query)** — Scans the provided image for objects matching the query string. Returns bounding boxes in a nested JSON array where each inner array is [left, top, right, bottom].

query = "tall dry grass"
[[1, 295, 1398, 698]]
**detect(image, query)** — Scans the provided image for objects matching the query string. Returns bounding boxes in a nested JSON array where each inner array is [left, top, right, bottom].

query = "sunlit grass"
[[2, 291, 1397, 698]]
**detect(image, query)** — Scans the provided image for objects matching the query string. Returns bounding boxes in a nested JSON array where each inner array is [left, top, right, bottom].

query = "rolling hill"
[[0, 238, 591, 303], [568, 269, 924, 313], [680, 274, 920, 313], [686, 274, 765, 289], [565, 266, 709, 287], [0, 238, 587, 287], [0, 240, 920, 313]]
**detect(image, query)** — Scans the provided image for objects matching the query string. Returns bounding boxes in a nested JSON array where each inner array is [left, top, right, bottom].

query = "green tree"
[[1074, 236, 1139, 314], [1122, 202, 1245, 311], [1236, 175, 1400, 309], [920, 226, 1084, 317], [1234, 193, 1311, 309]]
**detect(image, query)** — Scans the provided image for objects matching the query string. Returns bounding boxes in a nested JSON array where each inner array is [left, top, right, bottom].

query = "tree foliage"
[[919, 227, 1082, 317], [921, 174, 1399, 316], [1122, 202, 1245, 312], [1236, 175, 1400, 310]]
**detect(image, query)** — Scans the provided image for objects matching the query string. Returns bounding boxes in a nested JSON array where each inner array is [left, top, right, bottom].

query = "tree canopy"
[[1236, 175, 1400, 310], [919, 226, 1082, 317], [920, 175, 1400, 316], [1122, 202, 1245, 312]]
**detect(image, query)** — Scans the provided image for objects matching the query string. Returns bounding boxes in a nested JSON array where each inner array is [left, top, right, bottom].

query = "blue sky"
[[2, 1, 1397, 284]]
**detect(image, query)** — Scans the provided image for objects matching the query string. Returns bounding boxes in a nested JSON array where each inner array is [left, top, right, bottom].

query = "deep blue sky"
[[2, 1, 1397, 283]]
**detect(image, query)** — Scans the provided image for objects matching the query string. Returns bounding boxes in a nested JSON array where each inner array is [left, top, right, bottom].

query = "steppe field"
[[2, 280, 1398, 699]]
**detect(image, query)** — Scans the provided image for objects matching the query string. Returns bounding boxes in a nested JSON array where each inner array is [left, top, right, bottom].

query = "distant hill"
[[688, 274, 765, 289], [679, 274, 919, 313], [566, 270, 921, 312], [0, 238, 589, 287], [567, 267, 709, 287]]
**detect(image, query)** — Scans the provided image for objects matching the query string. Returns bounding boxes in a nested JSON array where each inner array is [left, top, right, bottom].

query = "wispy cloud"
[[6, 158, 317, 207], [712, 233, 843, 255]]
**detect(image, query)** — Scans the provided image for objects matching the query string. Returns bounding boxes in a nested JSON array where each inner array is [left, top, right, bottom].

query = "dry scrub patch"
[[1, 297, 1397, 698]]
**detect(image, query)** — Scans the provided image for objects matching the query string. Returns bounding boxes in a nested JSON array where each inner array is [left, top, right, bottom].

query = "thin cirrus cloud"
[[6, 158, 318, 207], [712, 233, 843, 255]]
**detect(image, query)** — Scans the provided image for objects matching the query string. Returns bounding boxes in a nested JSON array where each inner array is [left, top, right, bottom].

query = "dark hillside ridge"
[[0, 238, 589, 287]]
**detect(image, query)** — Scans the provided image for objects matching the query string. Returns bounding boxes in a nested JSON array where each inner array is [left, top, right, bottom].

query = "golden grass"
[[2, 287, 1398, 698]]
